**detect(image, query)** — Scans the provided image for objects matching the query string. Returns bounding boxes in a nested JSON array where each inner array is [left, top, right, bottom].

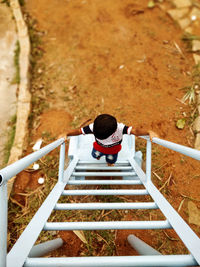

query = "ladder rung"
[[68, 180, 142, 185], [24, 254, 198, 267], [54, 202, 158, 210], [75, 166, 133, 170], [44, 220, 171, 231], [72, 172, 136, 176], [78, 161, 130, 165], [62, 189, 148, 196]]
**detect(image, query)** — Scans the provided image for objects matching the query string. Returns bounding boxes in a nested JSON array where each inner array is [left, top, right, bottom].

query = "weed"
[[180, 64, 200, 106], [180, 85, 195, 104], [62, 87, 68, 93]]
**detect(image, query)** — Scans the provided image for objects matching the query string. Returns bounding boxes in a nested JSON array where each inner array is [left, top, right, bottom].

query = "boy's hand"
[[58, 134, 67, 141], [148, 130, 159, 142]]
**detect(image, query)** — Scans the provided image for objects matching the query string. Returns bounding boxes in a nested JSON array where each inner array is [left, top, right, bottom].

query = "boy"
[[66, 114, 157, 166]]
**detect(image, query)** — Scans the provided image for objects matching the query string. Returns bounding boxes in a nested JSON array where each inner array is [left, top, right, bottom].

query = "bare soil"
[[12, 0, 200, 258]]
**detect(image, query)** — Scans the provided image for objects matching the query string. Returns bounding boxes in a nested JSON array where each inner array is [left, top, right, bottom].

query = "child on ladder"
[[65, 114, 158, 166]]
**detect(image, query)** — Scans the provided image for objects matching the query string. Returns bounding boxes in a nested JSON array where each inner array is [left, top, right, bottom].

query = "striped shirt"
[[81, 123, 132, 154]]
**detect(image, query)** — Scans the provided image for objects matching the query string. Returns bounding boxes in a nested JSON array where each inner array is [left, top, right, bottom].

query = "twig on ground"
[[152, 171, 162, 181], [178, 198, 185, 212], [153, 163, 168, 172], [159, 172, 172, 191], [10, 197, 24, 208], [173, 41, 186, 59], [176, 98, 187, 105], [180, 193, 200, 202], [163, 230, 179, 241], [157, 241, 166, 251]]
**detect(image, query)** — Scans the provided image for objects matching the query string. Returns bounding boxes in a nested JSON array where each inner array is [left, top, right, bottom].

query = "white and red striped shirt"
[[81, 123, 132, 154]]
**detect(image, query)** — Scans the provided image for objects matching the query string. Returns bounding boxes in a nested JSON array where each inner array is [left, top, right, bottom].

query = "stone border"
[[7, 0, 31, 197], [166, 0, 200, 150]]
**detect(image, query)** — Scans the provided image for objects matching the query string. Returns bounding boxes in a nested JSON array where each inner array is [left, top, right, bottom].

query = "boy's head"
[[93, 114, 117, 140]]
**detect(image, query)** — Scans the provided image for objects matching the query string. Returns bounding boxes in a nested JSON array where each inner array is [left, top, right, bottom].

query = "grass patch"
[[11, 41, 20, 85], [1, 0, 10, 6], [182, 33, 200, 51], [3, 114, 17, 165], [18, 0, 25, 6]]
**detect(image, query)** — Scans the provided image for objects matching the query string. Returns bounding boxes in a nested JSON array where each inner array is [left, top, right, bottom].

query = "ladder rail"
[[0, 138, 65, 267], [7, 157, 78, 267], [129, 156, 200, 265]]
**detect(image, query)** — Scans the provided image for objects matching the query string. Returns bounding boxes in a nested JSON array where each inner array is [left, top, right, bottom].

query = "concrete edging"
[[7, 0, 31, 197]]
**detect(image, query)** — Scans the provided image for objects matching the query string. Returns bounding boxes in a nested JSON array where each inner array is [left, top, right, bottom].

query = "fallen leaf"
[[148, 0, 155, 8], [188, 201, 200, 226], [176, 119, 186, 129]]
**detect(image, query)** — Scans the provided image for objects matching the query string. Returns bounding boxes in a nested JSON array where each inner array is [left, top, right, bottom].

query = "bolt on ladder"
[[0, 135, 200, 266]]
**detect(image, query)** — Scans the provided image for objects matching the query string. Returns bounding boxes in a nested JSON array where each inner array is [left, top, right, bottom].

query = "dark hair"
[[93, 114, 117, 140]]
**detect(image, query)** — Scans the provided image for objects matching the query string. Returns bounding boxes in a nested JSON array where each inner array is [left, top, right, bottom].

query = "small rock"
[[186, 71, 191, 76], [172, 0, 192, 8], [177, 17, 191, 29], [163, 40, 169, 44], [188, 201, 200, 226], [167, 8, 189, 20], [193, 116, 200, 132], [193, 54, 200, 65], [119, 65, 124, 69], [37, 68, 43, 74], [190, 7, 200, 20], [185, 26, 193, 33], [192, 40, 200, 52], [194, 133, 200, 150], [38, 177, 44, 184], [38, 84, 44, 89], [33, 163, 40, 170], [191, 15, 197, 21]]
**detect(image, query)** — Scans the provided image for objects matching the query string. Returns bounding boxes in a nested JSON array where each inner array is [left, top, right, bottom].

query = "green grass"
[[11, 41, 20, 85], [3, 114, 17, 165], [182, 33, 200, 51], [1, 0, 10, 6]]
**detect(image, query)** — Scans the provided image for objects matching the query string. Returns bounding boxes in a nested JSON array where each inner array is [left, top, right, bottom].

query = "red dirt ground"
[[12, 0, 200, 258]]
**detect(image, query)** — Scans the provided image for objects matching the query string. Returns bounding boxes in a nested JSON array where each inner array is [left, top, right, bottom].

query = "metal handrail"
[[141, 136, 200, 161], [0, 138, 65, 186], [0, 138, 65, 267], [1, 135, 200, 267]]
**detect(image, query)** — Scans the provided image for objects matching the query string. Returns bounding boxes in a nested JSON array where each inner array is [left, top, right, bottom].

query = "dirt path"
[[12, 0, 200, 257], [0, 3, 17, 167]]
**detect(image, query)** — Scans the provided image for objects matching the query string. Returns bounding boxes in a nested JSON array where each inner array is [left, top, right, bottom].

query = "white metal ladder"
[[1, 134, 200, 266]]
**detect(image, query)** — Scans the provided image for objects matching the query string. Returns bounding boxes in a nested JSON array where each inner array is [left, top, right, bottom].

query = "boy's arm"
[[58, 129, 82, 141], [67, 129, 82, 137], [130, 128, 158, 141]]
